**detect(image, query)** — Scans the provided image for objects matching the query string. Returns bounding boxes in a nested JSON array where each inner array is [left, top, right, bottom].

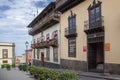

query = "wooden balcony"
[[35, 43, 40, 49], [42, 41, 49, 48], [31, 44, 35, 49], [31, 43, 40, 49], [49, 39, 58, 47], [29, 11, 60, 35], [84, 16, 104, 34], [65, 28, 77, 38]]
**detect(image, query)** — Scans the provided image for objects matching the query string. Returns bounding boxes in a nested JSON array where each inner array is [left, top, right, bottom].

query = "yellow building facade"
[[21, 53, 26, 63], [0, 42, 15, 67], [56, 0, 120, 74]]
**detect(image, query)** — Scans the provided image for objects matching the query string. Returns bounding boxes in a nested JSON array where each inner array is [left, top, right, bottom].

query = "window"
[[46, 48, 50, 61], [34, 49, 35, 58], [53, 47, 58, 62], [68, 16, 76, 30], [68, 38, 76, 57], [54, 30, 58, 40], [2, 49, 8, 58], [37, 49, 40, 59], [46, 34, 50, 41], [96, 6, 100, 21], [3, 60, 8, 63], [89, 6, 101, 23], [90, 9, 95, 23]]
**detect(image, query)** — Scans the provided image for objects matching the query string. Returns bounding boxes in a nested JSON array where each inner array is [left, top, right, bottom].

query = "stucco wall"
[[60, 0, 120, 64], [102, 0, 120, 64], [33, 23, 60, 64]]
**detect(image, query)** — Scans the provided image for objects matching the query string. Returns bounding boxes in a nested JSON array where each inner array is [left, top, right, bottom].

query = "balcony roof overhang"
[[55, 0, 85, 13], [27, 2, 55, 28], [29, 19, 59, 35]]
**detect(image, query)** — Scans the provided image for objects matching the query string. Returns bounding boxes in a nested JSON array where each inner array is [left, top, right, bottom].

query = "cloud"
[[0, 0, 55, 56]]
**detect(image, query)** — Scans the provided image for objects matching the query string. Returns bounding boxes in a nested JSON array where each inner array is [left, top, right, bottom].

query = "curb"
[[78, 74, 120, 80]]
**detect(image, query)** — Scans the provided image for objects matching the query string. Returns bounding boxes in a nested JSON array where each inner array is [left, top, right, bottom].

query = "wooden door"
[[41, 53, 44, 66], [88, 43, 97, 70]]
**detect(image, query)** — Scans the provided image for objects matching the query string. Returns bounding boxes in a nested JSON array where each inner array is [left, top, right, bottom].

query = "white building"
[[0, 42, 15, 67], [27, 2, 60, 68]]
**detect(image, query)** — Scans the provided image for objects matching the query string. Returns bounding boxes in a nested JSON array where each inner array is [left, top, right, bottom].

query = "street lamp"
[[25, 41, 29, 67]]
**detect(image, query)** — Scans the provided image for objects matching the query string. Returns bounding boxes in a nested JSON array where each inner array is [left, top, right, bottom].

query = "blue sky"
[[0, 0, 55, 56]]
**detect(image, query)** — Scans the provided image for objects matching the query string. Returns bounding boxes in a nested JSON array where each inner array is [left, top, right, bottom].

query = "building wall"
[[15, 56, 22, 66], [60, 0, 120, 73], [27, 49, 32, 64], [32, 23, 60, 67], [21, 54, 26, 63], [102, 0, 120, 64], [60, 0, 89, 61], [102, 0, 120, 74], [0, 43, 15, 67]]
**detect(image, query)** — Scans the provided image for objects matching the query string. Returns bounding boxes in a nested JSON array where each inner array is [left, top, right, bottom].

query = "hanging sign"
[[83, 46, 87, 52], [105, 43, 110, 51]]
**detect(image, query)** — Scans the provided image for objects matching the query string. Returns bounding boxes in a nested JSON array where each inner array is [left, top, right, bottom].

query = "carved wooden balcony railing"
[[42, 41, 49, 48], [29, 11, 60, 35], [31, 39, 58, 48], [65, 27, 77, 38], [31, 44, 35, 49], [49, 39, 58, 47], [84, 16, 104, 34], [35, 43, 40, 48]]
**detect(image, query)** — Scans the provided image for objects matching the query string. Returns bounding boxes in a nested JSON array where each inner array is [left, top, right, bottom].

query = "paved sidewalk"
[[0, 68, 34, 80], [54, 68, 120, 80], [78, 71, 120, 80]]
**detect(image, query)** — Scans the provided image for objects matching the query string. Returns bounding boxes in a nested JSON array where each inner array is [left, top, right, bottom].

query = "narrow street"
[[0, 68, 34, 80]]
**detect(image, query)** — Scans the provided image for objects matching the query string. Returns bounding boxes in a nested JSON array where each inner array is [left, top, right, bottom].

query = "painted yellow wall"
[[60, 0, 91, 61], [60, 0, 120, 64], [102, 0, 120, 64]]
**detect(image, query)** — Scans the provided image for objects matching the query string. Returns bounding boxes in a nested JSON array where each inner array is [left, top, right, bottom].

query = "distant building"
[[15, 56, 22, 66], [26, 49, 32, 65], [0, 42, 15, 67], [21, 53, 26, 63]]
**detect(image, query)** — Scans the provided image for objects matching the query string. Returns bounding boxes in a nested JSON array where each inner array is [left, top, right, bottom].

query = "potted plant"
[[33, 67, 40, 79], [1, 64, 5, 69], [12, 64, 16, 68], [57, 72, 79, 80], [18, 65, 23, 71], [22, 65, 27, 71], [6, 64, 11, 70], [28, 66, 36, 75]]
